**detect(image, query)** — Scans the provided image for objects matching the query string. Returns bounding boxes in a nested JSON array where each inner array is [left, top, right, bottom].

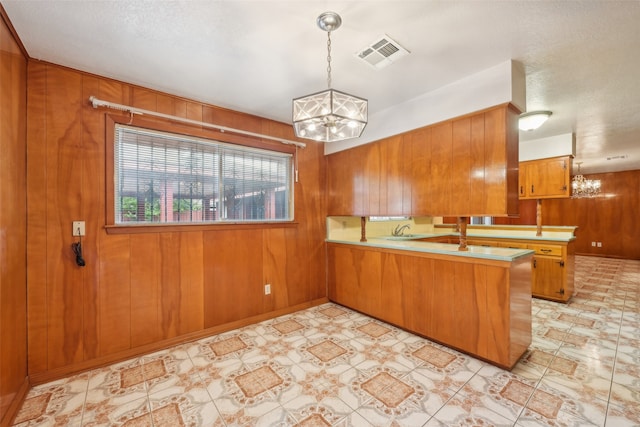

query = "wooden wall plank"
[[0, 15, 28, 422], [81, 74, 105, 361], [159, 233, 182, 339], [98, 235, 131, 356], [25, 61, 48, 375], [203, 230, 264, 327], [45, 67, 85, 370], [178, 231, 205, 334], [130, 234, 161, 347]]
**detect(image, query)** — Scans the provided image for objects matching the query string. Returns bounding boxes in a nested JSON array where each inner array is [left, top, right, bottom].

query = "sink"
[[381, 234, 418, 240]]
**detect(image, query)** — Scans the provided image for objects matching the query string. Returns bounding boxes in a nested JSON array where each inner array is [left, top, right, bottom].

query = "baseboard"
[[1, 376, 30, 427], [29, 297, 329, 385]]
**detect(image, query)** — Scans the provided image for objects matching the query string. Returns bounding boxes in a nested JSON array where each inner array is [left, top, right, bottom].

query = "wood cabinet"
[[326, 103, 520, 217], [327, 243, 532, 370], [519, 156, 571, 199], [466, 236, 575, 302]]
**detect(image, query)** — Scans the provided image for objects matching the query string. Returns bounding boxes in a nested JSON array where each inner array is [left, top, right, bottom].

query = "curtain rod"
[[88, 96, 306, 149]]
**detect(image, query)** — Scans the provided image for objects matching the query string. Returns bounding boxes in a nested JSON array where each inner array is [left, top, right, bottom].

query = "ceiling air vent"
[[356, 34, 409, 69]]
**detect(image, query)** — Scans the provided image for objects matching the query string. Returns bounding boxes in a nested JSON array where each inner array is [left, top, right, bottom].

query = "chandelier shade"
[[571, 162, 601, 198], [293, 89, 368, 142], [292, 11, 368, 143]]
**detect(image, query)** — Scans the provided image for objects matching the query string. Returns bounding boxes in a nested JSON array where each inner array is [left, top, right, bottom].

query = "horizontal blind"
[[114, 124, 292, 224]]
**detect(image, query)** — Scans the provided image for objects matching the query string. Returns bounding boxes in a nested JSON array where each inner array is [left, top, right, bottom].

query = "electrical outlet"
[[591, 241, 596, 247], [597, 242, 602, 247], [264, 284, 271, 295], [72, 221, 85, 236]]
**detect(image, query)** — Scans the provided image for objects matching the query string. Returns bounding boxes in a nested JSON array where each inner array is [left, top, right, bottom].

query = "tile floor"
[[12, 255, 640, 426]]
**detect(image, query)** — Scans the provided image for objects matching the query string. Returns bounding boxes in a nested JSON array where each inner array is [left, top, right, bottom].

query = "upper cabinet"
[[519, 156, 571, 199], [326, 103, 520, 217]]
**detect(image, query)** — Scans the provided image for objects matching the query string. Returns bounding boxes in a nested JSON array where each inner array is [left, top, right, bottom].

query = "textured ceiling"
[[3, 0, 640, 173]]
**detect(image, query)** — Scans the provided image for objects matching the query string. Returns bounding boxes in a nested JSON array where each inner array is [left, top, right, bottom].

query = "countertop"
[[326, 236, 535, 262]]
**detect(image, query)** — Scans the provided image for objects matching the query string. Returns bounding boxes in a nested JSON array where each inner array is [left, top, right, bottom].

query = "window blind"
[[114, 124, 292, 224]]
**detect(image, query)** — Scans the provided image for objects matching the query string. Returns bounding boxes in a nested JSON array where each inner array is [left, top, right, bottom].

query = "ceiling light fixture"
[[292, 11, 368, 142], [571, 162, 601, 198], [519, 110, 552, 131]]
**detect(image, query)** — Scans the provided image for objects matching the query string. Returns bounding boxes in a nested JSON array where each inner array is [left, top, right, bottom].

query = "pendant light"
[[292, 12, 368, 142]]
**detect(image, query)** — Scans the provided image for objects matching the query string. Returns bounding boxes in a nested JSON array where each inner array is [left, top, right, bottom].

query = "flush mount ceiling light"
[[519, 110, 552, 131], [293, 11, 368, 142]]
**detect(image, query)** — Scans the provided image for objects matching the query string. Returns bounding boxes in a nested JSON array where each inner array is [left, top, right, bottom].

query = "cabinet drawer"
[[528, 244, 562, 257], [497, 241, 529, 249], [468, 239, 496, 247]]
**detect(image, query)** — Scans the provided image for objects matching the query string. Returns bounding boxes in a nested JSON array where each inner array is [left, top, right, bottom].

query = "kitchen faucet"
[[392, 224, 411, 236]]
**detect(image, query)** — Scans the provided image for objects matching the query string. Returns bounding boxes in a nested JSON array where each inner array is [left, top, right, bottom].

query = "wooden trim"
[[104, 221, 299, 235], [0, 377, 29, 427], [29, 298, 328, 385], [0, 4, 29, 59]]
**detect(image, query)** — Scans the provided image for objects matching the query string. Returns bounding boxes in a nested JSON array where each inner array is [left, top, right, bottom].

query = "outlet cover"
[[73, 221, 85, 236], [597, 242, 602, 247], [264, 284, 271, 295]]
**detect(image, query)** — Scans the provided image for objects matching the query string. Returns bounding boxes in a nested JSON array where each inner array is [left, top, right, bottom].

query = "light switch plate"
[[73, 221, 85, 236]]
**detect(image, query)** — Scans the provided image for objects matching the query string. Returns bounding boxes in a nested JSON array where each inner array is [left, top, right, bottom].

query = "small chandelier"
[[571, 162, 601, 198], [293, 11, 368, 142]]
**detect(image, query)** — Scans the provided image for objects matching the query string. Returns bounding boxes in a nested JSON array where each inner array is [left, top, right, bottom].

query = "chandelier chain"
[[326, 32, 332, 88]]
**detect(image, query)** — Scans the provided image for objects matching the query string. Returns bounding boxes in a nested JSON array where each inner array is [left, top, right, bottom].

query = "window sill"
[[104, 221, 299, 235]]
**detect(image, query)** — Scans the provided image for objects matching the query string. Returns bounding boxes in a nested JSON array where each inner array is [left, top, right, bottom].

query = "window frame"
[[105, 115, 298, 234]]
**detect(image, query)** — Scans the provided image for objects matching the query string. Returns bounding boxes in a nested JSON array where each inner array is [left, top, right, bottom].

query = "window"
[[114, 124, 293, 224]]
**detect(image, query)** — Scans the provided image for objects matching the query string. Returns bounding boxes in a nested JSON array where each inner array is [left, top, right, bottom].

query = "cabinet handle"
[[533, 259, 536, 268], [540, 248, 552, 253], [531, 185, 535, 194], [520, 185, 524, 195], [556, 288, 565, 295], [557, 261, 565, 267]]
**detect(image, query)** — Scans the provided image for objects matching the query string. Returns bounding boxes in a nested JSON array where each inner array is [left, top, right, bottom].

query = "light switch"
[[73, 221, 85, 236]]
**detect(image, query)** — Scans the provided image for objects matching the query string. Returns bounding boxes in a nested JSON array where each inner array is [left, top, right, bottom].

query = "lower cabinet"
[[327, 243, 532, 370], [467, 238, 575, 302]]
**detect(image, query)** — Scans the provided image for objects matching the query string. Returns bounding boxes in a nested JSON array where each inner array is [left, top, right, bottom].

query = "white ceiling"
[[3, 0, 640, 174]]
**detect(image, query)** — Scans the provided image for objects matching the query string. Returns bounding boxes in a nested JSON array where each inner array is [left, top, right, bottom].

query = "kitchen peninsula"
[[326, 217, 534, 370]]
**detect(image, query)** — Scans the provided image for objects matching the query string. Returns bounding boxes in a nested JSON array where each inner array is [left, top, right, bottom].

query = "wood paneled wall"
[[0, 8, 28, 426], [495, 170, 640, 260], [26, 61, 327, 383]]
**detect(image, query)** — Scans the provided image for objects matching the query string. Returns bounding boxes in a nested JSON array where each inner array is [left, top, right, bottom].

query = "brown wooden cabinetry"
[[326, 103, 520, 217], [466, 236, 575, 302], [519, 156, 571, 199], [327, 243, 532, 369]]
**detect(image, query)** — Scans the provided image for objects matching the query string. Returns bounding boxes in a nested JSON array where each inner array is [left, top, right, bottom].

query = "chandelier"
[[293, 12, 368, 142], [571, 162, 601, 198]]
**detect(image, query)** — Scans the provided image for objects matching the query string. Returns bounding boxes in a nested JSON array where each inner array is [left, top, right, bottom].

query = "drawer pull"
[[540, 248, 552, 253]]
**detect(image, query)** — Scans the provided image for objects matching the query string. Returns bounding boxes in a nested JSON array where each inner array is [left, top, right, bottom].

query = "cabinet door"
[[408, 128, 431, 215], [519, 156, 570, 199], [327, 149, 363, 215], [381, 135, 408, 215], [327, 244, 381, 315], [532, 255, 566, 300], [528, 157, 569, 198], [430, 121, 453, 214]]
